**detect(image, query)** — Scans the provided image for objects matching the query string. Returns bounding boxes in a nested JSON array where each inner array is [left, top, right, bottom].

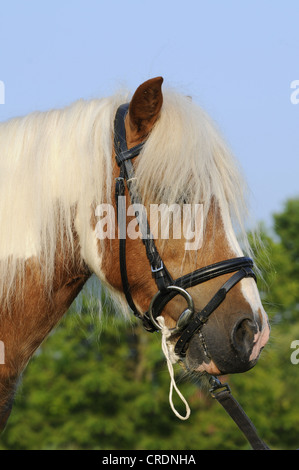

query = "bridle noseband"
[[114, 103, 256, 357]]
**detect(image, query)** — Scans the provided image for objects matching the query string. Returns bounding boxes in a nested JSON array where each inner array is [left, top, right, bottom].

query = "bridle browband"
[[113, 102, 270, 450], [114, 103, 256, 356]]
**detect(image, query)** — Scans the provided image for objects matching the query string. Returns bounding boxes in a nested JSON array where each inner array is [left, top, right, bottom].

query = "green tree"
[[230, 197, 299, 449], [254, 198, 299, 324], [0, 292, 264, 451], [274, 198, 299, 277]]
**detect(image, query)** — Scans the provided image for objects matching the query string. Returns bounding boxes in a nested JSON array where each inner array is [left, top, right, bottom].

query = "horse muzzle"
[[185, 312, 268, 375]]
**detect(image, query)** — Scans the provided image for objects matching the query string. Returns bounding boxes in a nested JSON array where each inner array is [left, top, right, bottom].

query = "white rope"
[[156, 316, 191, 421]]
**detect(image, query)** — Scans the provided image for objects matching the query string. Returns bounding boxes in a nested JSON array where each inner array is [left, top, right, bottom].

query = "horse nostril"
[[231, 318, 257, 359]]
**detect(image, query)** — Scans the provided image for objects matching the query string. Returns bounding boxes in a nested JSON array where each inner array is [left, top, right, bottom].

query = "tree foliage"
[[1, 198, 299, 450]]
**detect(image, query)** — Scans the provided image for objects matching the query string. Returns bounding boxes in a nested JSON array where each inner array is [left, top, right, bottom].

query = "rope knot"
[[156, 316, 191, 421]]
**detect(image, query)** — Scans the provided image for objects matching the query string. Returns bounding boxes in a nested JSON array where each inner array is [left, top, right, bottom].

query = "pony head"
[[98, 77, 270, 375]]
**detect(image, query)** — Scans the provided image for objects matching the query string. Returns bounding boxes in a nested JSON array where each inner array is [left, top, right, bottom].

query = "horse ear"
[[128, 77, 163, 138]]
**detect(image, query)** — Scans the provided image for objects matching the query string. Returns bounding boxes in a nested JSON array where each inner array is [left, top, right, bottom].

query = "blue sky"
[[0, 0, 298, 228]]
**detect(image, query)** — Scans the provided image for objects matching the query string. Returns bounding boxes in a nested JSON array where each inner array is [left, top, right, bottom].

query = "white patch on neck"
[[75, 206, 104, 281], [219, 205, 266, 325]]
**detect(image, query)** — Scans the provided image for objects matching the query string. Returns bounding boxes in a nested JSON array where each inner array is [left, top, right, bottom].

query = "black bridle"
[[114, 103, 256, 356], [113, 103, 270, 450]]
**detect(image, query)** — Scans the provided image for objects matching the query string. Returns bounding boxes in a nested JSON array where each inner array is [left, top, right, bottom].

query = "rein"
[[113, 103, 270, 450]]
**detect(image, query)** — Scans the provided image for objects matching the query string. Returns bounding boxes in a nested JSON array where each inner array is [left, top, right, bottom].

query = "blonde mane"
[[135, 91, 251, 251], [0, 94, 124, 301], [0, 88, 252, 302]]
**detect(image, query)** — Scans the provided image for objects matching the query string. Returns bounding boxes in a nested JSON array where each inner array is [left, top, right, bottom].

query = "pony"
[[0, 77, 270, 432]]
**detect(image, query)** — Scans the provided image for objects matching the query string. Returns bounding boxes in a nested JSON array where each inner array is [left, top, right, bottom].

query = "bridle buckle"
[[151, 261, 164, 273]]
